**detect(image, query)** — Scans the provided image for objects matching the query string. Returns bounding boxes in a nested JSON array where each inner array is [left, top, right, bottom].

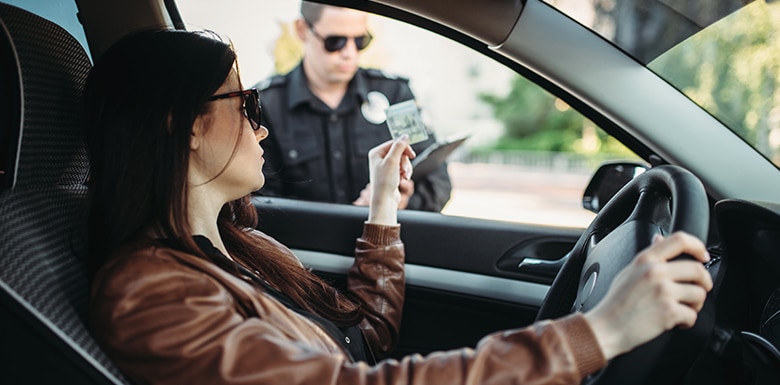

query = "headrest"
[[0, 3, 91, 191]]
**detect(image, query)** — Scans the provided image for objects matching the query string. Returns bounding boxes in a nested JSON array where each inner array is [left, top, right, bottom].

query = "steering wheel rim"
[[537, 165, 712, 385]]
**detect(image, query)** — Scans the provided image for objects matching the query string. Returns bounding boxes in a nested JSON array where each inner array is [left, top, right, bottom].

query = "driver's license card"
[[385, 100, 429, 144]]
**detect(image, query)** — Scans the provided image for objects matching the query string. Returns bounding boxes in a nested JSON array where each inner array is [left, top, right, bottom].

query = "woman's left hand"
[[365, 135, 415, 225], [353, 179, 415, 209]]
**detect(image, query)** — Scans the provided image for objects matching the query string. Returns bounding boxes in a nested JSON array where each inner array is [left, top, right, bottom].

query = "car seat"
[[0, 3, 129, 383]]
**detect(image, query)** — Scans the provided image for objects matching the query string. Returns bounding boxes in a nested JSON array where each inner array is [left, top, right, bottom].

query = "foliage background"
[[649, 1, 780, 164]]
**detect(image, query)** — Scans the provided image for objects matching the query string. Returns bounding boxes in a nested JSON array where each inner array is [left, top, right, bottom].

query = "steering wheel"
[[536, 165, 713, 384]]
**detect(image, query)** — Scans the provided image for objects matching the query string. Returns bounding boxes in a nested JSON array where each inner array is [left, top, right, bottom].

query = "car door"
[[253, 196, 582, 357]]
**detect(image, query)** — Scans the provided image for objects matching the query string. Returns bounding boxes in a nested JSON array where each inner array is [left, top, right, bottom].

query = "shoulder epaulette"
[[254, 75, 287, 91], [363, 68, 409, 83]]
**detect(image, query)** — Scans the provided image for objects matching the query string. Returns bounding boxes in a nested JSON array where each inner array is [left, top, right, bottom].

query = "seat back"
[[0, 3, 128, 383]]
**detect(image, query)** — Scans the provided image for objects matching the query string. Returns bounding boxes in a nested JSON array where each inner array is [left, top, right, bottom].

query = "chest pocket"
[[275, 113, 325, 169], [351, 121, 392, 157]]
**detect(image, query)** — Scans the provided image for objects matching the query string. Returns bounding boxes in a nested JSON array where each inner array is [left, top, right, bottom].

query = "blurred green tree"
[[480, 0, 779, 165], [649, 1, 780, 164], [479, 76, 581, 152], [478, 75, 635, 158]]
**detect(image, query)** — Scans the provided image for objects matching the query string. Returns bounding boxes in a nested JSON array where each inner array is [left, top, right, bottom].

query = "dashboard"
[[713, 199, 780, 358]]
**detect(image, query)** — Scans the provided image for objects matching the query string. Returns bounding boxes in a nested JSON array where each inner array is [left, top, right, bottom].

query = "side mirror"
[[582, 161, 649, 213]]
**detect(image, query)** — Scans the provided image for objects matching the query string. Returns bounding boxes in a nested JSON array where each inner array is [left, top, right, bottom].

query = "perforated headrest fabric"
[[1, 2, 90, 189], [0, 3, 128, 384]]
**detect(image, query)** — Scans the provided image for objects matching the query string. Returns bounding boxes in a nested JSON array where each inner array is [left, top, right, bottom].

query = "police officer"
[[254, 2, 451, 212]]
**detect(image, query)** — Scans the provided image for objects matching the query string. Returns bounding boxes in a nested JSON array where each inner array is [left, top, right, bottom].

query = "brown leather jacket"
[[90, 223, 605, 385]]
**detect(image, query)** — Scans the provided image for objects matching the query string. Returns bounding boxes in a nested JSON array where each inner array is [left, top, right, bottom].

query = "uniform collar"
[[286, 63, 313, 109], [286, 62, 370, 111], [352, 68, 370, 103]]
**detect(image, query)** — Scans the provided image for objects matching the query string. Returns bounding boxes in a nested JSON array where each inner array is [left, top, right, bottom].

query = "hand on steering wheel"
[[585, 232, 712, 359], [537, 165, 715, 385]]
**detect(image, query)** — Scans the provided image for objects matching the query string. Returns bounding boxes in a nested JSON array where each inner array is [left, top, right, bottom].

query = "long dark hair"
[[84, 29, 362, 326]]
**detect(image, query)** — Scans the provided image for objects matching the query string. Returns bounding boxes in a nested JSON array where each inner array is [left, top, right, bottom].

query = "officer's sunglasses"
[[207, 88, 261, 130], [305, 20, 373, 52]]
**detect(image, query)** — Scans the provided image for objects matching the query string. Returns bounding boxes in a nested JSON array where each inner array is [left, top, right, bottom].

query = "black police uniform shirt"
[[254, 63, 452, 212]]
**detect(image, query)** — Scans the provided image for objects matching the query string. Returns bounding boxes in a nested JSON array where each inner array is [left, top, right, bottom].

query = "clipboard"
[[411, 134, 469, 181]]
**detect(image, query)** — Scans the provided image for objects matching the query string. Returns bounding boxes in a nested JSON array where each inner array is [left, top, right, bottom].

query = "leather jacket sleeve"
[[349, 223, 405, 358], [90, 225, 606, 385]]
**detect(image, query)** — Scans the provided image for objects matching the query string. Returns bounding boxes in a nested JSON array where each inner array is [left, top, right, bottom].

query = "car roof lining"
[[313, 0, 525, 47]]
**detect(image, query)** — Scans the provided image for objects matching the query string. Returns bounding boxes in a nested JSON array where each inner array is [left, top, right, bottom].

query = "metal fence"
[[454, 149, 629, 174]]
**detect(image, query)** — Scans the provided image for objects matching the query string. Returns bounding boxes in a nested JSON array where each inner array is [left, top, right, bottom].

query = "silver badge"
[[361, 91, 390, 125]]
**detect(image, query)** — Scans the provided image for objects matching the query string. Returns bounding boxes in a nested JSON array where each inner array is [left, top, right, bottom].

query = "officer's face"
[[298, 7, 369, 86]]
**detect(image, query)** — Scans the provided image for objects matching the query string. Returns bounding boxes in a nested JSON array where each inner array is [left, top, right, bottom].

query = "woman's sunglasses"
[[306, 21, 373, 53], [207, 88, 261, 130]]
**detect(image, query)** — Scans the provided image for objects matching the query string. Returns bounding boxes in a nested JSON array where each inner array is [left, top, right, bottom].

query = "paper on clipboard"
[[411, 134, 469, 182]]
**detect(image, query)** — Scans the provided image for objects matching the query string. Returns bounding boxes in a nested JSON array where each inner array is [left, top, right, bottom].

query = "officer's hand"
[[398, 179, 414, 209], [353, 185, 371, 207]]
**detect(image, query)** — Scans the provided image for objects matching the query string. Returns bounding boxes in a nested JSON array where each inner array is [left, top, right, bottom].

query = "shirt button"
[[333, 151, 342, 160], [336, 190, 346, 198], [288, 149, 298, 159], [330, 113, 338, 122], [345, 337, 351, 344]]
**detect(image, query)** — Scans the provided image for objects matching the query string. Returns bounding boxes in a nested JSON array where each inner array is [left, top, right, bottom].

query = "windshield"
[[547, 0, 780, 167]]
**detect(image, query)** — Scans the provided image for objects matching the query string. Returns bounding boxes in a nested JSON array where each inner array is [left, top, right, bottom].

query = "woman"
[[85, 29, 713, 385]]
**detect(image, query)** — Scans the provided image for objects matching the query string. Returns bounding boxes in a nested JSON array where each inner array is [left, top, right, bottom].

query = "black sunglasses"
[[207, 88, 261, 130], [306, 21, 373, 52]]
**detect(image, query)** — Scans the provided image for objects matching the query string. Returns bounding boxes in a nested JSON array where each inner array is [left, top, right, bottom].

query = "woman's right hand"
[[584, 231, 713, 360], [365, 135, 415, 226]]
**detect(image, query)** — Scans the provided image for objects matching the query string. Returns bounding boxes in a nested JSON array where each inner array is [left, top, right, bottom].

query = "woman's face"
[[188, 70, 269, 203]]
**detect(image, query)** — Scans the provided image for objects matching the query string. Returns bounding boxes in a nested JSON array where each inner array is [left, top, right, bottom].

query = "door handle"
[[497, 240, 573, 283], [516, 255, 567, 280]]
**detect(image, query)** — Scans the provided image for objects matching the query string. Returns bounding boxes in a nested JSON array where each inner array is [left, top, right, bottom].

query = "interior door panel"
[[253, 196, 583, 356]]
